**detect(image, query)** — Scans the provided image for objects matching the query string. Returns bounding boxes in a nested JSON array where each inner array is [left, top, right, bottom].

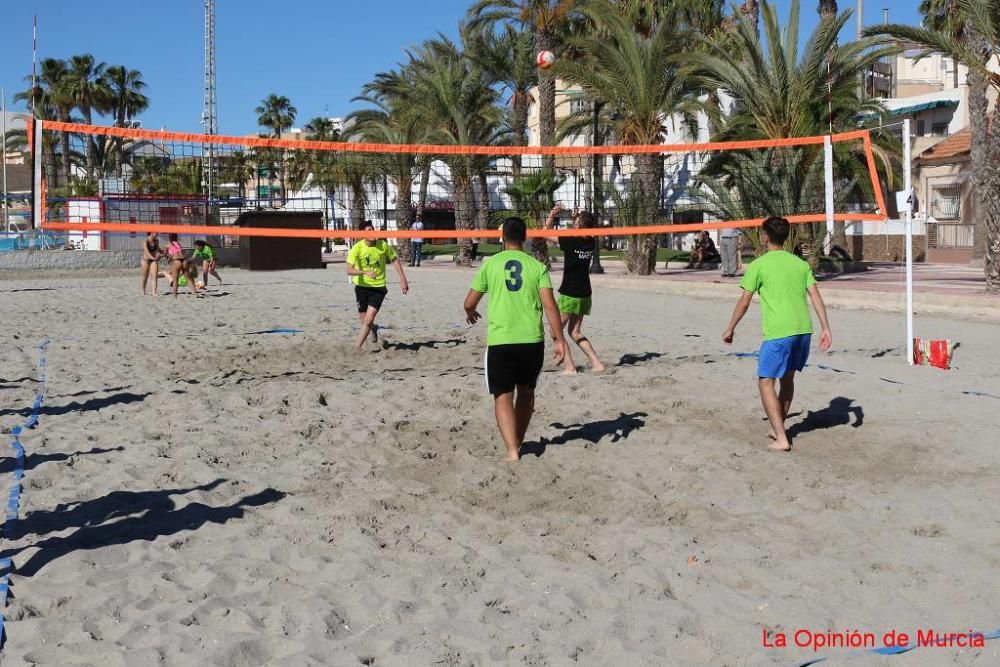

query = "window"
[[931, 186, 961, 220], [568, 96, 589, 115], [931, 123, 949, 137]]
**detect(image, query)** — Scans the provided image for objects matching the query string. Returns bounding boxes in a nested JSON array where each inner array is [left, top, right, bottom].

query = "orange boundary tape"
[[40, 120, 873, 157], [42, 213, 884, 240]]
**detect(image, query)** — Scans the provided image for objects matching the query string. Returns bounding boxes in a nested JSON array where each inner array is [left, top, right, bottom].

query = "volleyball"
[[536, 50, 555, 70]]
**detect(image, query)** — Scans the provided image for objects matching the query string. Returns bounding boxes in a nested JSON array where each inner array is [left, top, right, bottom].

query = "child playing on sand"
[[464, 217, 567, 461], [722, 216, 832, 451], [542, 205, 606, 374], [346, 221, 409, 349], [192, 240, 223, 287]]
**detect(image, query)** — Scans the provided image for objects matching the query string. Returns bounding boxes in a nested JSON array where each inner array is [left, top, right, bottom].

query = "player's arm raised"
[[539, 287, 566, 364], [539, 205, 564, 244]]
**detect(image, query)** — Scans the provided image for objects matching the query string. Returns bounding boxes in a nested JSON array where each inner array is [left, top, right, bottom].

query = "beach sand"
[[0, 267, 997, 666]]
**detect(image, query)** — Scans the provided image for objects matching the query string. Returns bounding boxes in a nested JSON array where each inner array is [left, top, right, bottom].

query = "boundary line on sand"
[[0, 340, 50, 648]]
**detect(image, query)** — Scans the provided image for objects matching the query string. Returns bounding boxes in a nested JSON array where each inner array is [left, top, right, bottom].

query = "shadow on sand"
[[1, 480, 285, 576], [0, 391, 154, 419], [788, 397, 864, 440], [521, 412, 648, 457], [0, 446, 124, 476]]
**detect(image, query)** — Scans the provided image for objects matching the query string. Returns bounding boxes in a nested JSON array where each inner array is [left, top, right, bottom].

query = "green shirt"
[[739, 250, 817, 341], [471, 250, 552, 346], [348, 240, 397, 288], [192, 245, 215, 260]]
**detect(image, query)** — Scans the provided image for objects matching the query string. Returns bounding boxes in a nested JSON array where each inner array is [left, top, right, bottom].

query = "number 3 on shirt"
[[504, 260, 523, 291]]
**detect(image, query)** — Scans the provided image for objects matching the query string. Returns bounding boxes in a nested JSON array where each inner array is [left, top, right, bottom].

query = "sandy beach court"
[[1, 268, 997, 665]]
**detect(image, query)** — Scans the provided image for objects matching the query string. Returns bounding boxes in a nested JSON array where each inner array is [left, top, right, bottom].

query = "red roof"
[[918, 128, 971, 162]]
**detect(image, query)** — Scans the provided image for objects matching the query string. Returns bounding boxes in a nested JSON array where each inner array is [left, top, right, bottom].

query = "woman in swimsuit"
[[141, 232, 163, 295], [166, 233, 200, 298]]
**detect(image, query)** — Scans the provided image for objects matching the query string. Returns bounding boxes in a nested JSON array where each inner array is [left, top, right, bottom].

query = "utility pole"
[[202, 0, 218, 220]]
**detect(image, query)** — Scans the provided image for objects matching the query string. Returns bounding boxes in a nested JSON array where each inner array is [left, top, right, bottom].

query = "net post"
[[823, 135, 834, 254], [903, 118, 914, 366], [32, 119, 43, 230]]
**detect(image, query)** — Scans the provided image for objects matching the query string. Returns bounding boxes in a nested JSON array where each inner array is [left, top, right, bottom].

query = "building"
[[913, 128, 975, 263]]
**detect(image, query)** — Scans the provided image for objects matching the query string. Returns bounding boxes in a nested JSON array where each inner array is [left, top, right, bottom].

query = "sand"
[[0, 267, 997, 666]]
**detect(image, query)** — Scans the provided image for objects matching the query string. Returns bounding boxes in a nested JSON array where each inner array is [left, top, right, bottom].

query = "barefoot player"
[[464, 217, 566, 461], [543, 205, 606, 374], [722, 216, 832, 451], [346, 221, 409, 349]]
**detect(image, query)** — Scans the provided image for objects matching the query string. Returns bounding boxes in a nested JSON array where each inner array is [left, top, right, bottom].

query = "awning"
[[885, 99, 958, 116]]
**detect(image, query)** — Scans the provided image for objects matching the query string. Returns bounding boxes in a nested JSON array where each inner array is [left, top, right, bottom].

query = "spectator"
[[410, 217, 424, 267], [720, 227, 741, 277], [688, 231, 720, 268]]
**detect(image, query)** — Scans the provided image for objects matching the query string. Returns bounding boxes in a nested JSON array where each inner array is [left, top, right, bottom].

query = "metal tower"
[[201, 0, 218, 205]]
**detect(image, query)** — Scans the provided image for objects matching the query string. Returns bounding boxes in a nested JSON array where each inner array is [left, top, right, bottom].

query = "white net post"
[[903, 119, 914, 366], [823, 135, 835, 253], [32, 119, 43, 230]]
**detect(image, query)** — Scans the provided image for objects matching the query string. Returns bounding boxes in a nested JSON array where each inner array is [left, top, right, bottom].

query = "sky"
[[1, 1, 922, 136]]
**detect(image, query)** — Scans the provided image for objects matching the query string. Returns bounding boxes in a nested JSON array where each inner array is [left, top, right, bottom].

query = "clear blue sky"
[[2, 1, 920, 135]]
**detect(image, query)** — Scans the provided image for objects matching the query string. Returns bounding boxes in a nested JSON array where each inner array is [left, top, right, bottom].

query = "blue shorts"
[[758, 334, 811, 378]]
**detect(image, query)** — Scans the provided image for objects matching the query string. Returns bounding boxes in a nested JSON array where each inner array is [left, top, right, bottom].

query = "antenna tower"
[[202, 0, 218, 205]]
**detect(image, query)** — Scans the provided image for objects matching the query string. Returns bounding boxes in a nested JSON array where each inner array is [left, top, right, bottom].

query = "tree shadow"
[[520, 412, 648, 457], [617, 352, 663, 367], [0, 391, 154, 418], [2, 481, 285, 577], [382, 339, 464, 352], [0, 446, 124, 476], [787, 397, 864, 440]]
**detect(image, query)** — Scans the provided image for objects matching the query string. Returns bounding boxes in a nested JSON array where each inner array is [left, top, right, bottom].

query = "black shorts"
[[355, 286, 388, 313], [485, 343, 545, 395]]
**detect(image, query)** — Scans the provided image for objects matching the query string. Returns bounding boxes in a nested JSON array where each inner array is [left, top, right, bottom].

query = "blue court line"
[[0, 340, 49, 647], [793, 628, 1000, 666]]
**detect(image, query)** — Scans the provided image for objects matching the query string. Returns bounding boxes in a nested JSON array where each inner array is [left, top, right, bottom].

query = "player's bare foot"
[[504, 450, 520, 462], [561, 367, 578, 375], [591, 362, 606, 373], [370, 324, 379, 343], [768, 440, 791, 451]]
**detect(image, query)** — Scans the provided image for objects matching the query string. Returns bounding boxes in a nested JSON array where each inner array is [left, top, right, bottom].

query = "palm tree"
[[103, 65, 149, 176], [16, 58, 75, 188], [348, 86, 429, 261], [466, 23, 537, 167], [867, 0, 1000, 292], [559, 0, 704, 274], [688, 0, 893, 264], [255, 94, 297, 204], [377, 36, 507, 265], [469, 0, 580, 161], [504, 169, 565, 265], [65, 54, 111, 178]]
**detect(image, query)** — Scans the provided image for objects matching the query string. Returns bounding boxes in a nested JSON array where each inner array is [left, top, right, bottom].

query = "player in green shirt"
[[464, 217, 566, 461], [346, 221, 409, 350], [192, 240, 223, 287], [722, 216, 832, 452]]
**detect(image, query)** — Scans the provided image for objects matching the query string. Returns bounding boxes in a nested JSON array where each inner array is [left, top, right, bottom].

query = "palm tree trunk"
[[513, 92, 529, 175], [969, 67, 988, 264], [477, 170, 490, 231], [453, 167, 475, 267], [979, 71, 1000, 293], [396, 180, 414, 263], [628, 153, 663, 275], [59, 120, 72, 191], [83, 107, 95, 179], [416, 159, 431, 221], [350, 181, 366, 230], [537, 31, 556, 171]]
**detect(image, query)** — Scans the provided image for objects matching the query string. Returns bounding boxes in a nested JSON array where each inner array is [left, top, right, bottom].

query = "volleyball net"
[[29, 120, 888, 244]]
